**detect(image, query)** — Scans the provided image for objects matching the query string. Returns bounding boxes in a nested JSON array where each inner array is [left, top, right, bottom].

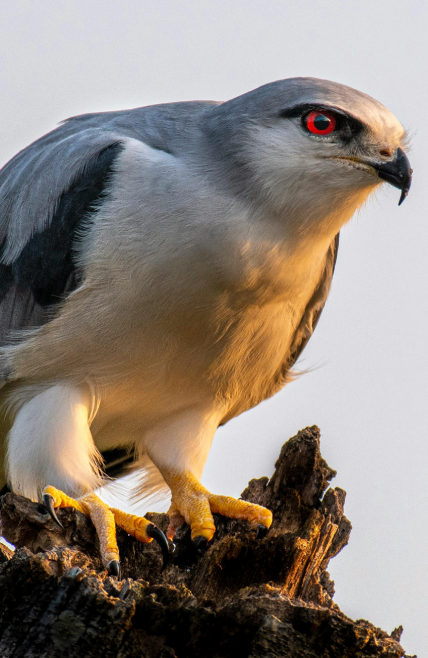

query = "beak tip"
[[372, 147, 412, 206], [398, 168, 414, 205]]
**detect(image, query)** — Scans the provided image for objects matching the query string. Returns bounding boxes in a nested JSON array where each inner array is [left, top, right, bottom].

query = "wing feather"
[[285, 232, 340, 373], [0, 136, 124, 345], [0, 99, 215, 345]]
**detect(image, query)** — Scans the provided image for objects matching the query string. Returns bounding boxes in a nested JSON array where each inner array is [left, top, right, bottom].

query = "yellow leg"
[[82, 494, 119, 567], [42, 486, 169, 574], [162, 471, 272, 542]]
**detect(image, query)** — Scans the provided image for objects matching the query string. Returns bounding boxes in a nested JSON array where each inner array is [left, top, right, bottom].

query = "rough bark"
[[0, 426, 414, 658]]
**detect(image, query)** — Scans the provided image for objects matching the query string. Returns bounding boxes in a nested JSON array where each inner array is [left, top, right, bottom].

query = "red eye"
[[305, 110, 336, 135]]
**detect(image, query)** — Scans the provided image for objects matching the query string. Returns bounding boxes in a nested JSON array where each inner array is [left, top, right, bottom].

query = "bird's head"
[[203, 78, 412, 234]]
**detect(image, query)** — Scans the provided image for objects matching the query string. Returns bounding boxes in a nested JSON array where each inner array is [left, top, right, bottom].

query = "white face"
[[243, 99, 408, 219]]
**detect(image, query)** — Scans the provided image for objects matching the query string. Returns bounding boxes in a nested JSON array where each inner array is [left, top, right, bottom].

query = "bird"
[[0, 77, 412, 576]]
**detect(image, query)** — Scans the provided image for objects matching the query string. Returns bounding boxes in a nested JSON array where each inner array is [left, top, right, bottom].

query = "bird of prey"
[[0, 78, 411, 575]]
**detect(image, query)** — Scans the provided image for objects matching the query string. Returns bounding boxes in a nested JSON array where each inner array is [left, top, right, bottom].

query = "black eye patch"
[[279, 104, 364, 143]]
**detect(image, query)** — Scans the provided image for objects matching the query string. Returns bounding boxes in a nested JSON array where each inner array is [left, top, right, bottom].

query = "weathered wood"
[[0, 426, 414, 658]]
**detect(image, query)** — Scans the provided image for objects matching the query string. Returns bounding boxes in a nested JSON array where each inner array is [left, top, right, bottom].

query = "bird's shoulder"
[[0, 101, 218, 346]]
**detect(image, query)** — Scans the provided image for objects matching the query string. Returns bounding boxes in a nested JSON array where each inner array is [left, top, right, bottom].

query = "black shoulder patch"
[[0, 142, 123, 307], [0, 262, 14, 303]]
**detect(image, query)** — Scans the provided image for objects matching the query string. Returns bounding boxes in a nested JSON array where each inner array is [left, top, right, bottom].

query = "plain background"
[[0, 2, 426, 655]]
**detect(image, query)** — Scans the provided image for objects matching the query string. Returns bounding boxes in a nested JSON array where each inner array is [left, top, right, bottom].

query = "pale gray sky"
[[1, 1, 427, 654]]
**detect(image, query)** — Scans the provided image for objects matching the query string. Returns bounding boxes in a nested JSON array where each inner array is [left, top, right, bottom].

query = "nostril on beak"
[[379, 148, 393, 158]]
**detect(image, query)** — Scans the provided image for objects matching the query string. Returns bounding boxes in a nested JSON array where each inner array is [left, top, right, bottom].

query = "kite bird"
[[0, 78, 412, 575]]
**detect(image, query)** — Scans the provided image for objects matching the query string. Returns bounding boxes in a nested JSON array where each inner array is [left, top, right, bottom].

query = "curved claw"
[[193, 535, 208, 551], [107, 559, 121, 579], [147, 524, 170, 571], [42, 493, 64, 529], [256, 524, 268, 539]]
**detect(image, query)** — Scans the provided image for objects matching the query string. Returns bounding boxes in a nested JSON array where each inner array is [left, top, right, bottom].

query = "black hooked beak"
[[369, 147, 412, 205]]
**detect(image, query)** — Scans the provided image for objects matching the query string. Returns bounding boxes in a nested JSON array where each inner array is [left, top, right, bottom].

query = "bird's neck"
[[248, 185, 373, 260]]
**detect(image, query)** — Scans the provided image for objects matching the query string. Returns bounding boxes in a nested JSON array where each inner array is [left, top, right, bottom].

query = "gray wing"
[[0, 126, 128, 345], [284, 232, 340, 374], [0, 100, 215, 346]]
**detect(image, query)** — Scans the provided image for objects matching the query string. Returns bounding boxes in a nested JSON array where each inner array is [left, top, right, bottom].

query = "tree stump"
[[0, 426, 414, 658]]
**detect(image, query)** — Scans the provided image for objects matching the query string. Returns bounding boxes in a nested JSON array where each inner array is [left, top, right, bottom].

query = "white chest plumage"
[[79, 154, 330, 427]]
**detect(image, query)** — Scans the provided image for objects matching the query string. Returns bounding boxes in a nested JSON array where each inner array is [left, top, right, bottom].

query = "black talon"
[[107, 559, 121, 579], [147, 524, 170, 571], [256, 524, 268, 539], [42, 493, 64, 529], [193, 535, 208, 551]]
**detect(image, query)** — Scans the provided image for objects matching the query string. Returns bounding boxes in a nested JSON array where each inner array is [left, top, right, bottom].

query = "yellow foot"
[[42, 485, 169, 576], [164, 472, 272, 542]]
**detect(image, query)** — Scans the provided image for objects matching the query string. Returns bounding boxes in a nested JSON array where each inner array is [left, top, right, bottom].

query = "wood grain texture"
[[0, 426, 413, 658]]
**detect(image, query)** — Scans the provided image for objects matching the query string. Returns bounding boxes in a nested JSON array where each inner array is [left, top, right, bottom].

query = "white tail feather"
[[98, 454, 171, 515]]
